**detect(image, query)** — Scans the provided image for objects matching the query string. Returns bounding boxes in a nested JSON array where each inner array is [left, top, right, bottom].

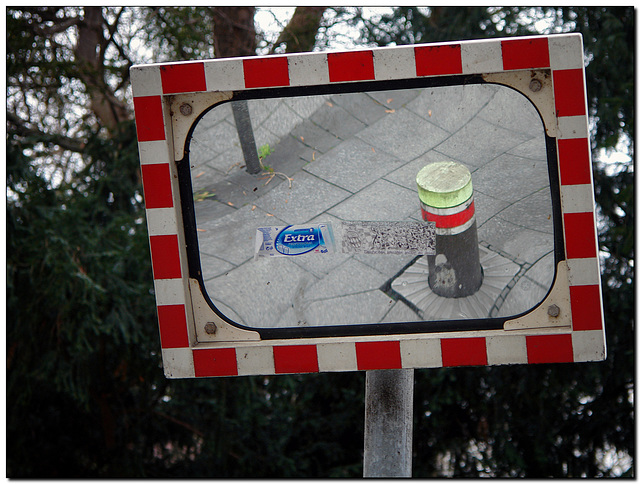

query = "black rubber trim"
[[175, 74, 565, 341]]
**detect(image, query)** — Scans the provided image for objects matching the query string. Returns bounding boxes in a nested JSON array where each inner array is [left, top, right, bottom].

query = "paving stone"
[[304, 257, 389, 300], [478, 217, 554, 266], [191, 164, 226, 193], [290, 119, 343, 154], [207, 257, 316, 327], [521, 251, 555, 289], [192, 118, 240, 156], [194, 198, 236, 225], [498, 188, 555, 235], [328, 179, 418, 222], [472, 190, 510, 229], [356, 108, 449, 161], [304, 138, 402, 193], [434, 116, 531, 168], [381, 300, 422, 323], [308, 101, 368, 139], [255, 101, 303, 143], [354, 252, 417, 280], [295, 291, 395, 327], [406, 84, 499, 133], [253, 170, 351, 224], [284, 94, 330, 119], [506, 134, 548, 161], [472, 152, 551, 204], [195, 102, 232, 131], [196, 145, 245, 173], [329, 91, 390, 126], [367, 88, 422, 109], [247, 97, 284, 127], [199, 252, 236, 281], [196, 204, 286, 267], [195, 168, 270, 209], [497, 273, 549, 318], [261, 134, 311, 175], [476, 85, 543, 136]]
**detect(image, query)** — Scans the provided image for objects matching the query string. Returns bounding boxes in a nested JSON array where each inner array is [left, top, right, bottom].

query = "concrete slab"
[[434, 116, 531, 167], [355, 108, 449, 160], [472, 152, 551, 204], [196, 204, 286, 267], [308, 101, 368, 140], [327, 179, 417, 222], [367, 88, 422, 109], [406, 84, 499, 134], [290, 119, 343, 154], [330, 91, 391, 126], [476, 86, 543, 136], [306, 257, 389, 300], [208, 256, 315, 327], [287, 291, 396, 327], [304, 138, 403, 193], [253, 170, 352, 224], [478, 217, 553, 266], [498, 188, 554, 234]]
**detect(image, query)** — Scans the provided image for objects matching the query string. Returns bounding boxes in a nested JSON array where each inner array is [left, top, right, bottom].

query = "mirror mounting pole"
[[363, 369, 414, 477], [417, 161, 483, 298]]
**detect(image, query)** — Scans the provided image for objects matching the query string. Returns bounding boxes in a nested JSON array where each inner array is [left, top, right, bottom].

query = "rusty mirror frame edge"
[[175, 74, 565, 341]]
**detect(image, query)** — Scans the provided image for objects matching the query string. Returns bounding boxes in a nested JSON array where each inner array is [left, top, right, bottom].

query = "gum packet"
[[254, 222, 335, 260]]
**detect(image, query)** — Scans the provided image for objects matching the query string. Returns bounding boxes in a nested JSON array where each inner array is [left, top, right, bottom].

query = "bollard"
[[417, 161, 483, 298]]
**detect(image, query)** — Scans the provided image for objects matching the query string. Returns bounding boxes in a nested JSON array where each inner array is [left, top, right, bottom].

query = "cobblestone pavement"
[[187, 82, 554, 329]]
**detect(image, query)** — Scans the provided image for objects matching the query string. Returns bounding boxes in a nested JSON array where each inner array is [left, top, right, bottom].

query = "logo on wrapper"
[[276, 226, 322, 255], [255, 223, 335, 258]]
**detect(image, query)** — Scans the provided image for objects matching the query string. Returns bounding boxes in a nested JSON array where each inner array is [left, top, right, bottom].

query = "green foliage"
[[136, 7, 216, 62], [258, 143, 273, 160], [8, 121, 158, 476], [193, 190, 215, 202], [353, 6, 635, 477], [569, 7, 634, 153]]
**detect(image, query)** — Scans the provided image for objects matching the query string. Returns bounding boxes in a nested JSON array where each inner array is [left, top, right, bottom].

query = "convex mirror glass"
[[187, 83, 554, 330]]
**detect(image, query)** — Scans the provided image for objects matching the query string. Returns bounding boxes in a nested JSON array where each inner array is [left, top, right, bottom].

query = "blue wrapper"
[[254, 222, 335, 259]]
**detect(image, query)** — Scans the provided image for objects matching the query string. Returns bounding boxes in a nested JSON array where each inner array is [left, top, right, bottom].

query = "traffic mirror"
[[132, 34, 605, 378]]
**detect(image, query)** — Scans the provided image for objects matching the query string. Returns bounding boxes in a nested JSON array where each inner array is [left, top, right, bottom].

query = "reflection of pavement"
[[189, 83, 553, 329]]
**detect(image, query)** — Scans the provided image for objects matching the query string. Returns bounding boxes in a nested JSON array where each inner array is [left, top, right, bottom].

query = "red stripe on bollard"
[[422, 200, 475, 229]]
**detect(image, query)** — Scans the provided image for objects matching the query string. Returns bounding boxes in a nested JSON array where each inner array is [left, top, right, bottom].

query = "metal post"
[[417, 161, 483, 298], [231, 99, 262, 174], [363, 369, 414, 477]]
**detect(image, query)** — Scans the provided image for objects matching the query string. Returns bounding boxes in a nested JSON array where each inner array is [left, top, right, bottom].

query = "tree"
[[7, 7, 362, 477], [354, 6, 634, 477], [6, 6, 633, 478]]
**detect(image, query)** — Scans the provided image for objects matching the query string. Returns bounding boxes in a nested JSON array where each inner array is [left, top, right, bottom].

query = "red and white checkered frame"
[[131, 34, 606, 378]]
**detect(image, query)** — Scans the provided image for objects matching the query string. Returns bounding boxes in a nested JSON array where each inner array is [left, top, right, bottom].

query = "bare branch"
[[152, 410, 205, 438], [35, 16, 82, 37], [101, 7, 126, 65], [269, 7, 326, 54], [7, 111, 86, 153], [74, 7, 130, 130]]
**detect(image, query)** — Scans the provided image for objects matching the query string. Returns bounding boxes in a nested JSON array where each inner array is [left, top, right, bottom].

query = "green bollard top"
[[416, 161, 473, 209]]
